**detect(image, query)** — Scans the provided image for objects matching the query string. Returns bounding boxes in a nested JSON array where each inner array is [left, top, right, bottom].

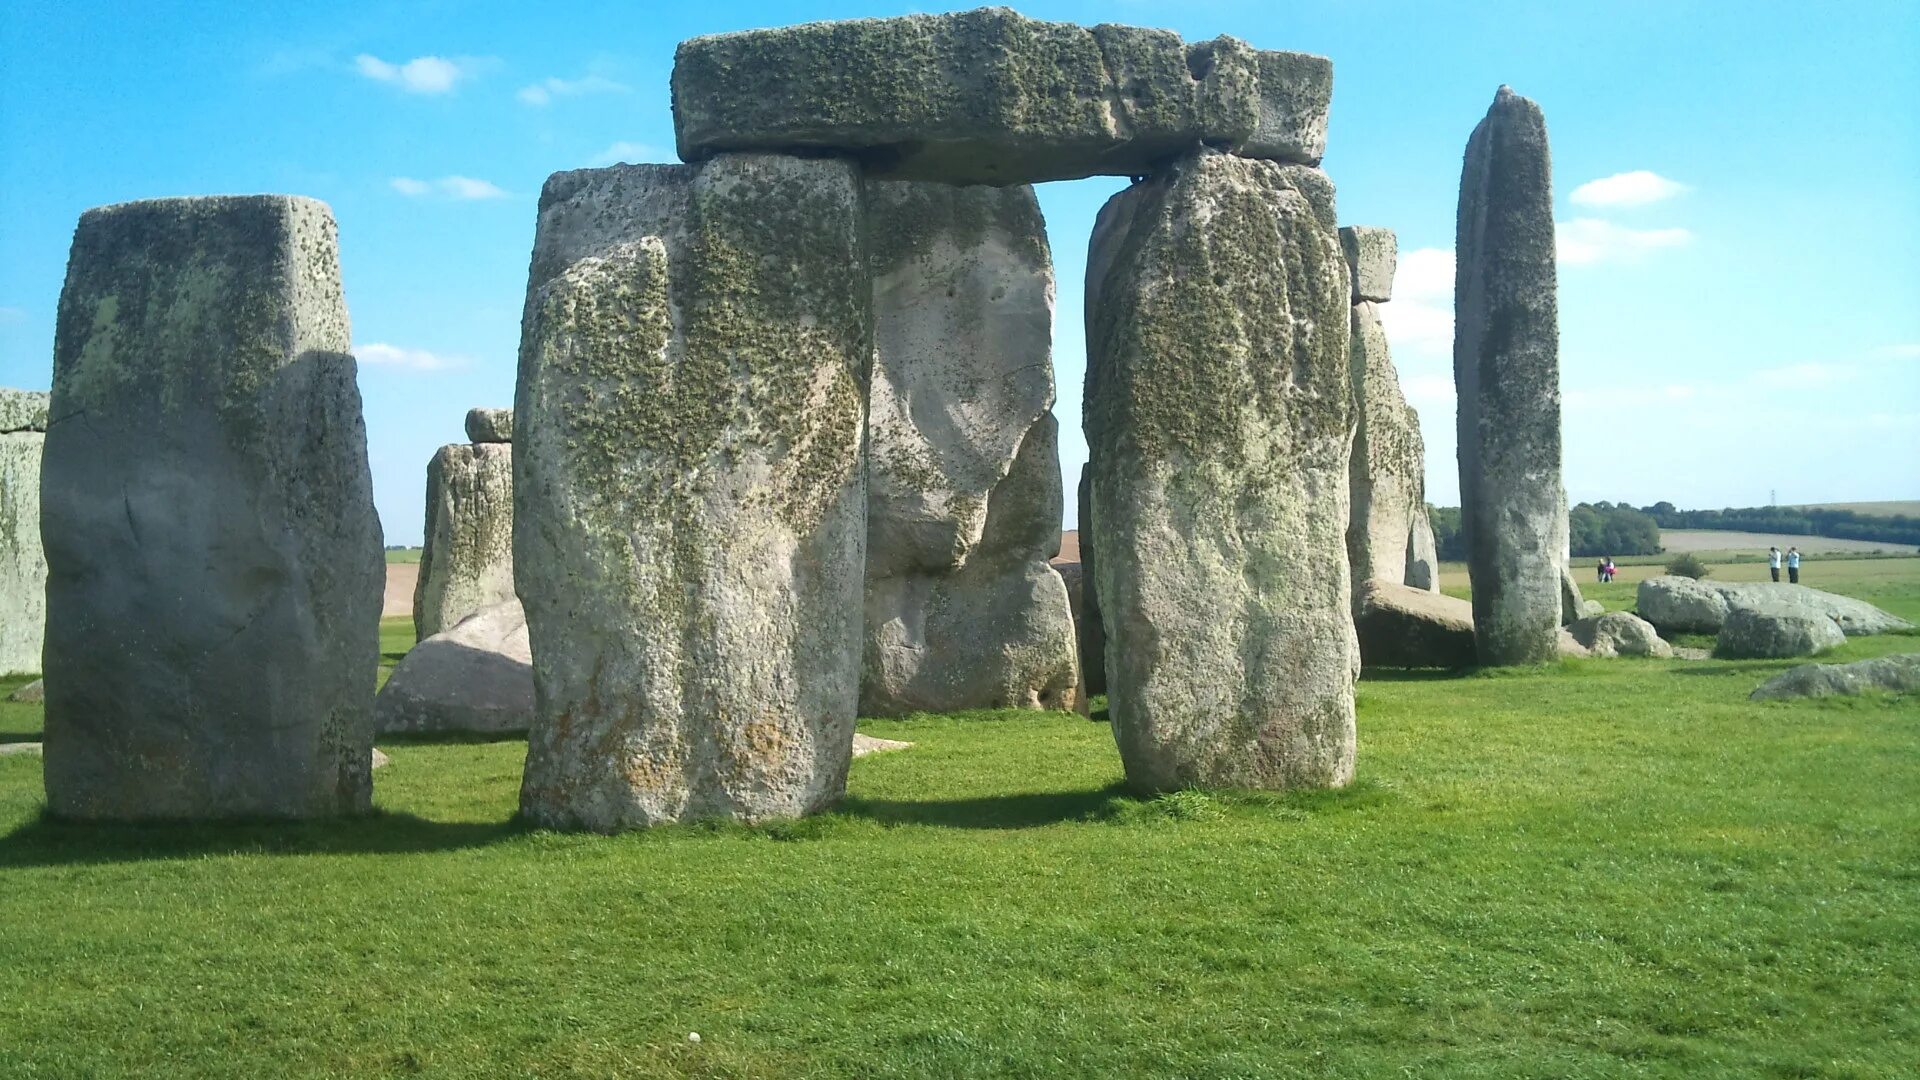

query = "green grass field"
[[1, 564, 1915, 1077]]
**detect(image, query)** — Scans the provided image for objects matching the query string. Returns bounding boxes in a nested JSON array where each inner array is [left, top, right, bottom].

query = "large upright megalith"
[[414, 408, 515, 640], [1339, 226, 1430, 594], [1454, 86, 1564, 666], [861, 179, 1077, 715], [1087, 149, 1357, 793], [515, 155, 868, 831], [41, 196, 384, 820], [0, 389, 49, 676], [1075, 466, 1106, 697]]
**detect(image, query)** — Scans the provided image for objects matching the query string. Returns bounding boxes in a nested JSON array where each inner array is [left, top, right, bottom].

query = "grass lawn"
[[0, 573, 1914, 1076]]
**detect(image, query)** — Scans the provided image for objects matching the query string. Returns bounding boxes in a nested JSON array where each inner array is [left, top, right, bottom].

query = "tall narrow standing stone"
[[413, 411, 514, 641], [0, 389, 49, 676], [41, 196, 383, 820], [1454, 87, 1563, 666], [1338, 226, 1430, 594], [1075, 466, 1106, 697], [515, 155, 868, 831], [861, 180, 1077, 716], [1405, 510, 1439, 592], [1087, 149, 1357, 793]]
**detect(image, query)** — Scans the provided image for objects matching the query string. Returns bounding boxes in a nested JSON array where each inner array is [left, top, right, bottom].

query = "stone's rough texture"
[[1075, 467, 1107, 696], [860, 180, 1076, 715], [1636, 576, 1911, 637], [413, 442, 515, 641], [1751, 653, 1920, 701], [1086, 149, 1355, 793], [1455, 87, 1564, 666], [1346, 300, 1426, 591], [377, 602, 533, 734], [1354, 580, 1476, 669], [1, 426, 47, 676], [672, 8, 1331, 186], [41, 196, 383, 821], [1338, 226, 1396, 303], [1405, 510, 1439, 592], [1566, 611, 1672, 658], [8, 678, 43, 703], [371, 747, 391, 769], [464, 407, 513, 444], [1560, 566, 1593, 626], [515, 156, 868, 831], [0, 389, 50, 434], [1714, 608, 1846, 660]]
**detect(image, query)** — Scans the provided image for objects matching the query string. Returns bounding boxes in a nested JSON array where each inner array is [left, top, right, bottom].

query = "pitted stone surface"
[[515, 155, 868, 831], [1346, 299, 1425, 591], [464, 407, 513, 444], [41, 195, 383, 821], [1, 425, 47, 676], [414, 441, 515, 641], [1405, 510, 1439, 592], [1076, 466, 1106, 696], [0, 389, 50, 434], [1338, 226, 1396, 303], [377, 601, 532, 734], [861, 179, 1076, 715], [1714, 608, 1846, 660], [672, 8, 1331, 185], [1086, 148, 1355, 793], [1354, 580, 1476, 669], [1455, 87, 1564, 666]]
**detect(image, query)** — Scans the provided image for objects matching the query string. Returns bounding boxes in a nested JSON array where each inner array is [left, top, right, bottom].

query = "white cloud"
[[355, 343, 468, 371], [1556, 218, 1692, 265], [390, 175, 508, 200], [354, 53, 481, 95], [518, 74, 629, 106], [589, 140, 657, 166], [0, 306, 25, 324], [1569, 170, 1690, 208], [1378, 247, 1454, 359]]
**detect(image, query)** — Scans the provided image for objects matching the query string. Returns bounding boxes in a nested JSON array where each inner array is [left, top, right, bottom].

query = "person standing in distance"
[[1787, 546, 1801, 584], [1768, 546, 1782, 582]]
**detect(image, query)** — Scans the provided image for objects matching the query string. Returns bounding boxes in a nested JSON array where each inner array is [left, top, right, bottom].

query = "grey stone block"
[[1338, 226, 1396, 303], [464, 407, 512, 444], [414, 442, 514, 641]]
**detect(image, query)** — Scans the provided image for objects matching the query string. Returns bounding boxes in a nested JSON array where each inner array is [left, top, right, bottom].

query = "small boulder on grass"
[[1566, 612, 1673, 658], [6, 679, 42, 703], [1751, 653, 1920, 700], [1714, 608, 1845, 660]]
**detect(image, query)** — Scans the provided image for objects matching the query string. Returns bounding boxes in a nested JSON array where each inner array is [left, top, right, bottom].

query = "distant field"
[[1656, 529, 1914, 555], [1793, 500, 1920, 517], [385, 547, 423, 564]]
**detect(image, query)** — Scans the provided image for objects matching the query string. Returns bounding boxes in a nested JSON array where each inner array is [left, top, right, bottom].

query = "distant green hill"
[[1793, 501, 1920, 518]]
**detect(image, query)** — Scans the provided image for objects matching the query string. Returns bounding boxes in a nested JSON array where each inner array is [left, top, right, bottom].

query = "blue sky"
[[2, 1, 1915, 543]]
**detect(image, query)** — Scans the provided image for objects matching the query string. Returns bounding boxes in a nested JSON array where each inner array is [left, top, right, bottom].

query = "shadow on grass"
[[839, 783, 1133, 829], [0, 809, 530, 869], [0, 732, 42, 745]]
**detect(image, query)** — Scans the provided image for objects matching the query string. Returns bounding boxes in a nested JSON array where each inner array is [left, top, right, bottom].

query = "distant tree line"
[[1425, 502, 1660, 561], [1638, 503, 1920, 547]]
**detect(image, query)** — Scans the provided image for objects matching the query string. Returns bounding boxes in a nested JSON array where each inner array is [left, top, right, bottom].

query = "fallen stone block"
[[376, 601, 533, 734], [1751, 653, 1920, 700], [1355, 580, 1476, 669]]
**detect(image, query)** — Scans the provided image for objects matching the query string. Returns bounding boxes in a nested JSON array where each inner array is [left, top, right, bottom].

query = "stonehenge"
[[1454, 86, 1565, 666], [414, 408, 515, 640], [0, 389, 49, 676], [514, 155, 869, 831], [41, 196, 383, 821], [377, 601, 533, 735], [1086, 149, 1357, 793], [861, 180, 1078, 716], [1075, 467, 1106, 697]]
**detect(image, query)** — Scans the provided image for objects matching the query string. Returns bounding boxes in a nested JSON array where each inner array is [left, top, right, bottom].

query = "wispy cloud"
[[354, 53, 486, 95], [390, 175, 509, 200], [356, 343, 468, 371], [518, 74, 629, 106], [589, 141, 657, 166], [1569, 170, 1690, 209], [1377, 247, 1455, 359], [1556, 218, 1692, 265]]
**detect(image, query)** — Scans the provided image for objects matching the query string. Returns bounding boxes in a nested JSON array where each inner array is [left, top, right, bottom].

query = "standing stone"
[[1454, 87, 1564, 666], [465, 407, 512, 444], [1405, 510, 1439, 592], [41, 196, 383, 820], [515, 155, 868, 831], [861, 179, 1076, 716], [0, 390, 49, 676], [1086, 149, 1356, 793], [413, 438, 514, 641], [1076, 466, 1107, 697]]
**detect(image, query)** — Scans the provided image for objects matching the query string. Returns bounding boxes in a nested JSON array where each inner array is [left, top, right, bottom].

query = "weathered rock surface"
[[8, 678, 43, 703], [1637, 576, 1911, 637], [1339, 226, 1396, 303], [41, 195, 383, 821], [853, 733, 913, 757], [1346, 298, 1425, 590], [1714, 608, 1846, 660], [464, 407, 512, 444], [1560, 566, 1595, 625], [673, 8, 1332, 185], [377, 601, 533, 734], [1455, 86, 1564, 666], [860, 180, 1078, 715], [1751, 653, 1920, 701], [1075, 466, 1107, 696], [1354, 580, 1476, 669], [371, 747, 391, 769], [1, 398, 48, 676], [515, 156, 868, 831], [414, 442, 515, 641], [1565, 611, 1672, 658], [1405, 510, 1439, 592], [1087, 148, 1355, 793]]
